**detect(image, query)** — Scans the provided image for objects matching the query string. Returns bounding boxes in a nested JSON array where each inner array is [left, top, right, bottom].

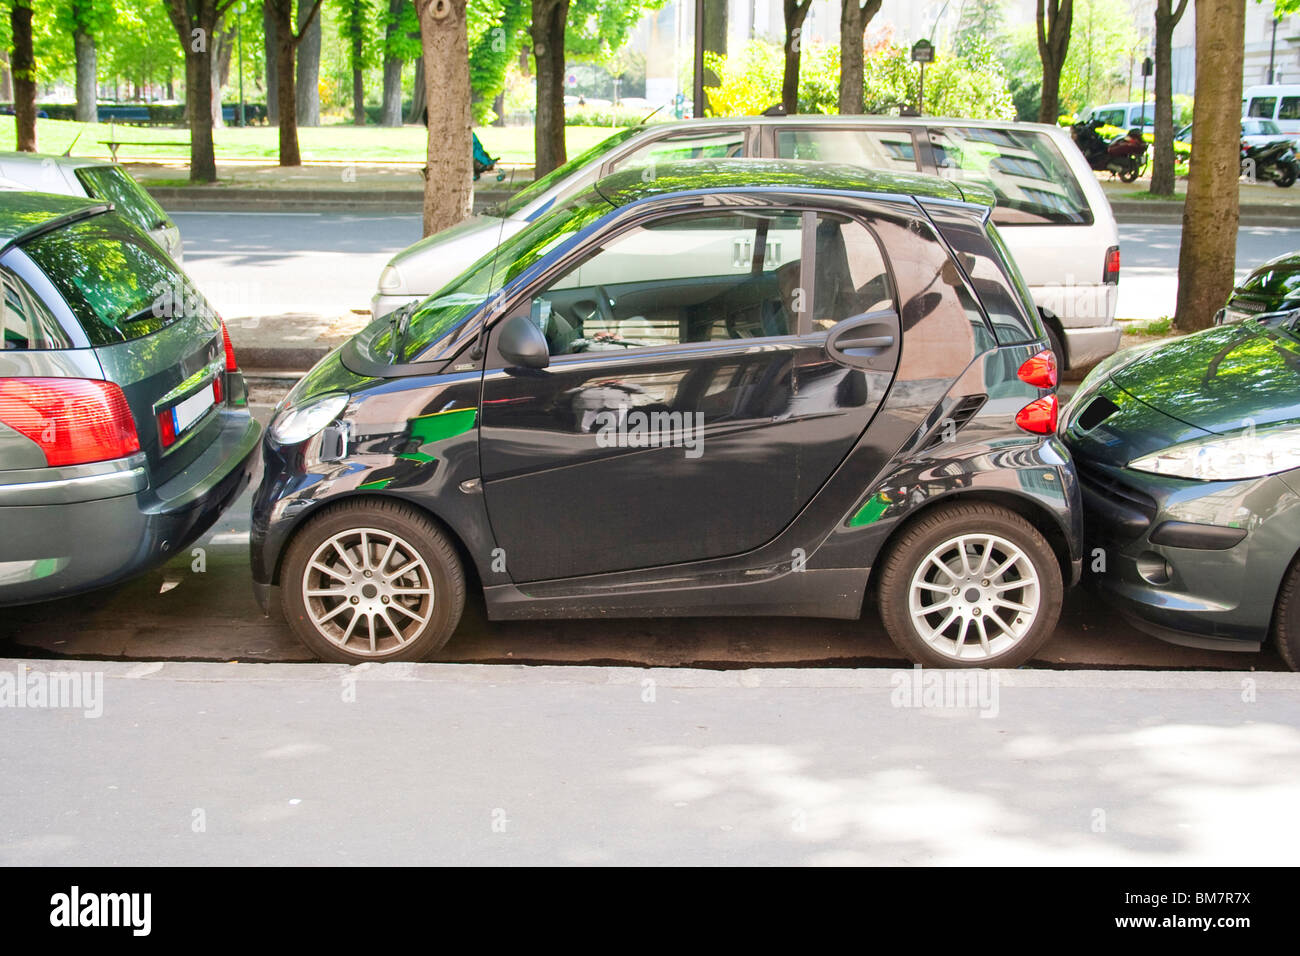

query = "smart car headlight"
[[1128, 422, 1300, 480], [270, 393, 348, 445]]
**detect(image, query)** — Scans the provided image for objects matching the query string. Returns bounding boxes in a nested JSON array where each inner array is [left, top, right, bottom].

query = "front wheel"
[[280, 499, 466, 663], [1270, 558, 1300, 671], [877, 502, 1064, 668]]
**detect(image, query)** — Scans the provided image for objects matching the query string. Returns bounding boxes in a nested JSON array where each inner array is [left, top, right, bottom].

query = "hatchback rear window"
[[21, 211, 204, 346], [928, 126, 1093, 226], [1238, 264, 1300, 297], [74, 165, 170, 235]]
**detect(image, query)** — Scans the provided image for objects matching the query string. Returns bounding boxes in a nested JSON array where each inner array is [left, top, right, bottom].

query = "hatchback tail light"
[[220, 320, 238, 372], [0, 378, 140, 466], [1017, 350, 1058, 388], [1015, 395, 1059, 435], [1103, 245, 1120, 284]]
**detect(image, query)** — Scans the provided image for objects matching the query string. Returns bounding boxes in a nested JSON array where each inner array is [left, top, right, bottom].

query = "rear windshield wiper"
[[388, 301, 417, 363]]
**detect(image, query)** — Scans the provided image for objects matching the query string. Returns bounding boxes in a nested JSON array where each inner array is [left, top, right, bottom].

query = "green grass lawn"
[[0, 117, 624, 165]]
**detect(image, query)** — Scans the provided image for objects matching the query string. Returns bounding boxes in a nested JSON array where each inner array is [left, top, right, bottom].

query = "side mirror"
[[498, 314, 550, 369]]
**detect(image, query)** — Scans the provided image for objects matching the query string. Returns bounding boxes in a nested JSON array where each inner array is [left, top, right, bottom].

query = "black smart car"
[[1216, 251, 1300, 326], [251, 160, 1081, 668], [0, 192, 259, 606]]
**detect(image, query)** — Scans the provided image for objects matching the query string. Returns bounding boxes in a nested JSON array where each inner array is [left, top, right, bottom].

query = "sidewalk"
[[132, 159, 522, 213]]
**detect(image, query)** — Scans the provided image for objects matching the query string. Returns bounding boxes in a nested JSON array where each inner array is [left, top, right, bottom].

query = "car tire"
[[1270, 558, 1300, 671], [280, 499, 466, 664], [1044, 321, 1067, 371], [877, 502, 1064, 668]]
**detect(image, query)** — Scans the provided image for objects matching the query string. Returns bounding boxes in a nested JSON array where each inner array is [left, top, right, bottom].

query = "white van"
[[1081, 102, 1154, 133], [375, 117, 1122, 370], [1244, 84, 1300, 139]]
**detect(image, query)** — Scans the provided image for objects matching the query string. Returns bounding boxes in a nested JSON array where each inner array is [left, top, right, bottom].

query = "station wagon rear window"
[[20, 212, 203, 345], [927, 127, 1093, 226], [75, 165, 171, 236]]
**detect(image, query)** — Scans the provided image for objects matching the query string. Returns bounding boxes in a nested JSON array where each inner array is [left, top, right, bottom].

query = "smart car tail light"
[[0, 378, 140, 466], [1017, 350, 1058, 388], [1015, 395, 1059, 435]]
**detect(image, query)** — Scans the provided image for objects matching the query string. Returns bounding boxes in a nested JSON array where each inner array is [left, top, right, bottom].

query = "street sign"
[[911, 39, 935, 64], [1142, 56, 1153, 77]]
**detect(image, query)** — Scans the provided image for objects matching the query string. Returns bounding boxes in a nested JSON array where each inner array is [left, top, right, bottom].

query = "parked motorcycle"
[[1071, 120, 1148, 183], [1241, 137, 1299, 188]]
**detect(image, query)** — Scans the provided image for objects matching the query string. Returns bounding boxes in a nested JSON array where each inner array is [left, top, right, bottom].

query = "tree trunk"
[[1150, 0, 1188, 197], [0, 51, 12, 103], [781, 0, 810, 114], [73, 27, 97, 123], [380, 0, 405, 126], [530, 0, 567, 176], [701, 0, 726, 113], [352, 18, 365, 125], [838, 0, 882, 115], [406, 56, 425, 122], [270, 0, 302, 165], [492, 91, 504, 126], [264, 0, 279, 125], [1035, 0, 1073, 124], [11, 2, 36, 152], [420, 0, 471, 236], [1173, 0, 1245, 333], [296, 0, 321, 127], [211, 28, 233, 128]]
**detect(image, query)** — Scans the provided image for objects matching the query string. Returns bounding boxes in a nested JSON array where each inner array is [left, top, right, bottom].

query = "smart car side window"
[[529, 210, 804, 356], [807, 213, 895, 331]]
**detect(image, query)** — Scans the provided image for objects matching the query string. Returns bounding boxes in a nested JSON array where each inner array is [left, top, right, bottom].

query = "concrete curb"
[[4, 657, 1297, 688], [1109, 199, 1300, 226]]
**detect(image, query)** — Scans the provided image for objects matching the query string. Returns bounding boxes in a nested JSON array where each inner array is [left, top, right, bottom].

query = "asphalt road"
[[169, 211, 1300, 325], [3, 660, 1296, 865], [1117, 223, 1300, 320]]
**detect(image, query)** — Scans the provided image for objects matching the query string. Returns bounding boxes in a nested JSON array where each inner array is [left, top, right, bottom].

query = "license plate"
[[171, 381, 216, 435]]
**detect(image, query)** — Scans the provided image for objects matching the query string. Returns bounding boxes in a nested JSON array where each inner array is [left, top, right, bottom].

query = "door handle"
[[836, 334, 895, 352], [825, 310, 900, 371]]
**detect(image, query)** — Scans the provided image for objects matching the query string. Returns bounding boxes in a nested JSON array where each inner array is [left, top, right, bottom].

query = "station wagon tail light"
[[1017, 350, 1058, 388], [0, 377, 140, 466], [1015, 395, 1059, 435], [1103, 246, 1120, 284], [220, 320, 239, 372]]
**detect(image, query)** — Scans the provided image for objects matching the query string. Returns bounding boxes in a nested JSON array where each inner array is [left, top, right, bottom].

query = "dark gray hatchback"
[[0, 192, 259, 605]]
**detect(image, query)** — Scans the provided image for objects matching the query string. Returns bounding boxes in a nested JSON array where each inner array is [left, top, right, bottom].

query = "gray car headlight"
[[270, 393, 349, 445], [1129, 422, 1300, 480], [378, 264, 404, 294]]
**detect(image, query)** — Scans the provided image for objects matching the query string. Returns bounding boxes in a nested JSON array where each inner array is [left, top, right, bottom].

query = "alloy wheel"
[[906, 533, 1041, 662], [301, 527, 436, 658]]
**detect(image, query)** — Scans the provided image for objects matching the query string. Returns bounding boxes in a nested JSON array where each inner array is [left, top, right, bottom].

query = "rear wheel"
[[280, 499, 465, 664], [1119, 158, 1141, 183], [1270, 559, 1300, 671], [877, 502, 1063, 668], [1275, 162, 1297, 187]]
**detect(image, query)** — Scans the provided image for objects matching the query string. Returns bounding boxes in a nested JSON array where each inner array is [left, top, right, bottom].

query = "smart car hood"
[[1111, 323, 1300, 433]]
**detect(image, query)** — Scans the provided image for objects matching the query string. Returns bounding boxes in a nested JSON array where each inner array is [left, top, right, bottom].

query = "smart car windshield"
[[487, 128, 638, 220], [375, 189, 613, 363]]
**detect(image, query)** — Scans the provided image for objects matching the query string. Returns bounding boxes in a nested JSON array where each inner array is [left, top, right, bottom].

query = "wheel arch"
[[1038, 306, 1068, 368], [866, 488, 1075, 605], [269, 492, 485, 596]]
